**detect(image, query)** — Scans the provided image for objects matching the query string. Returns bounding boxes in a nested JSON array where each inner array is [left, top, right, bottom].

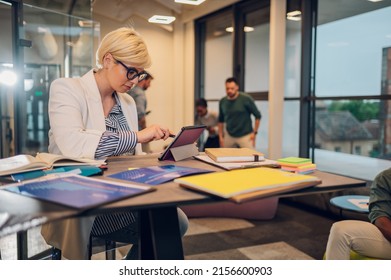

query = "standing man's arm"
[[247, 97, 262, 148], [218, 99, 225, 147], [218, 122, 224, 147], [251, 118, 261, 147]]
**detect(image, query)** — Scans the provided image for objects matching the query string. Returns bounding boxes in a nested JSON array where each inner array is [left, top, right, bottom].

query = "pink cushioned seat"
[[180, 197, 279, 220]]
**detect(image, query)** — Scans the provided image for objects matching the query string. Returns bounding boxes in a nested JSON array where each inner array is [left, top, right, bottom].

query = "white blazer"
[[48, 69, 142, 158], [42, 69, 142, 259]]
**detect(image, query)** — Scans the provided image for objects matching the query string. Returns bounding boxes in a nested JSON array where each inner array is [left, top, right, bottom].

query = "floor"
[[0, 201, 350, 260]]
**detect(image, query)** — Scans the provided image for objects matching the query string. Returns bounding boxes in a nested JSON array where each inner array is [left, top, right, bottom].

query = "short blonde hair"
[[96, 27, 151, 69]]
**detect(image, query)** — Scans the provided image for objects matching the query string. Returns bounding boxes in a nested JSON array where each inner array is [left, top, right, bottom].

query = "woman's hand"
[[136, 124, 172, 143]]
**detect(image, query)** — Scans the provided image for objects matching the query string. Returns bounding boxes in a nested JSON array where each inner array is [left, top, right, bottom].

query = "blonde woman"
[[41, 27, 188, 260]]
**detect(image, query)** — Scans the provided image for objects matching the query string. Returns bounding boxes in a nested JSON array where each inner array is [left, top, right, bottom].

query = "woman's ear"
[[102, 53, 113, 69]]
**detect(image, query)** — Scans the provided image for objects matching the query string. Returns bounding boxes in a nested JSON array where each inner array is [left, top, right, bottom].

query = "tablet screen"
[[158, 125, 206, 161]]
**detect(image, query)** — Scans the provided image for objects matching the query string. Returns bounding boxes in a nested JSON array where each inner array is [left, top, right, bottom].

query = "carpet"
[[0, 202, 335, 260]]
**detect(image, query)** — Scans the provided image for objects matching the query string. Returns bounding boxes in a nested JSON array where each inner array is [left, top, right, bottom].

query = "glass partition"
[[316, 6, 391, 97], [244, 9, 270, 92], [16, 4, 98, 155], [203, 10, 233, 101], [0, 1, 14, 158], [196, 1, 271, 152], [314, 2, 391, 165], [314, 99, 391, 158]]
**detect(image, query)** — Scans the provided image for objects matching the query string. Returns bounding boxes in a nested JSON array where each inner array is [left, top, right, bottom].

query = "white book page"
[[348, 198, 369, 209], [0, 155, 43, 175], [195, 155, 278, 170]]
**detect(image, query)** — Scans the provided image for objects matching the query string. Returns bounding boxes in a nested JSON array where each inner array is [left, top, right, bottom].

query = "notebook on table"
[[174, 168, 321, 203], [108, 165, 213, 185], [0, 174, 154, 210]]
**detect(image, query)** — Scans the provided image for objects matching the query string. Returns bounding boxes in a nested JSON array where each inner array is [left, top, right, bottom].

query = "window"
[[313, 1, 391, 179]]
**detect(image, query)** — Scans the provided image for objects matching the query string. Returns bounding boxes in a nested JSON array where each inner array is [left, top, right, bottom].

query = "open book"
[[205, 148, 265, 163], [175, 168, 321, 203], [0, 153, 106, 177]]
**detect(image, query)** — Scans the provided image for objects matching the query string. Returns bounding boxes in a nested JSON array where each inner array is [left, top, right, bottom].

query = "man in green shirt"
[[325, 168, 391, 259], [218, 77, 261, 148]]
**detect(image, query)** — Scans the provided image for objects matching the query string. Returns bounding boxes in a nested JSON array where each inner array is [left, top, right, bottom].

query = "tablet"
[[158, 125, 206, 161]]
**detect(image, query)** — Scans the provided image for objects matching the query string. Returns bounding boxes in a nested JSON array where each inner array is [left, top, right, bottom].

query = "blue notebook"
[[11, 165, 103, 181], [1, 174, 154, 210], [108, 165, 213, 185]]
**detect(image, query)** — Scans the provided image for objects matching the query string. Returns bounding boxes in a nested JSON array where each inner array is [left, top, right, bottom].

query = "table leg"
[[17, 230, 28, 260], [139, 206, 184, 260]]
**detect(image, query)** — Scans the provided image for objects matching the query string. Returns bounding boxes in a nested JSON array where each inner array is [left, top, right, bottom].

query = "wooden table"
[[0, 154, 367, 259]]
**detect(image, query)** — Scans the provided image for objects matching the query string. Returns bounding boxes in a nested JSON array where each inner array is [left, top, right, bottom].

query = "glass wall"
[[195, 0, 270, 152], [0, 1, 98, 157], [314, 3, 391, 161], [316, 6, 391, 98], [203, 10, 233, 105], [244, 9, 270, 93], [244, 7, 270, 152], [311, 1, 391, 179], [0, 1, 14, 158]]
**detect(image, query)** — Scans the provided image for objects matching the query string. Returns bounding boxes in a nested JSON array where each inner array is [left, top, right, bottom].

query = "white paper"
[[195, 155, 279, 170], [348, 198, 369, 209]]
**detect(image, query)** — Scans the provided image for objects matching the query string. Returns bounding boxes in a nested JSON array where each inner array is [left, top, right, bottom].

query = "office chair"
[[323, 250, 383, 260]]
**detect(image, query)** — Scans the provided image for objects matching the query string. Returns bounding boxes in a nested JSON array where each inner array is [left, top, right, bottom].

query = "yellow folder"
[[174, 167, 321, 203]]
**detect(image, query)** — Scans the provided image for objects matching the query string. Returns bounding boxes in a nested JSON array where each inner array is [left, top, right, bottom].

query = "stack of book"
[[277, 157, 316, 174], [205, 148, 265, 163]]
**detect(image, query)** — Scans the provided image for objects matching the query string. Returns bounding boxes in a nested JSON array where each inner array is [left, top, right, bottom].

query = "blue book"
[[108, 165, 213, 185], [1, 174, 154, 210], [11, 166, 103, 181]]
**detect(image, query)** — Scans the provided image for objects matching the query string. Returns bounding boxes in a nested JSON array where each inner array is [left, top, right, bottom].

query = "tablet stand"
[[169, 144, 199, 161]]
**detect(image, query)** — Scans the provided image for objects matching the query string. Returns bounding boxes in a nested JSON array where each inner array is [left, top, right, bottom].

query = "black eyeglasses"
[[116, 60, 148, 82]]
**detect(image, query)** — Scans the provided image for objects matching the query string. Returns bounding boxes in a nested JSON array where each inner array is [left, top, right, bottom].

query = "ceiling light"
[[225, 26, 254, 33], [78, 20, 94, 28], [175, 0, 206, 5], [148, 15, 176, 24], [368, 0, 383, 2], [287, 10, 301, 21], [225, 27, 234, 33], [0, 70, 17, 86], [244, 26, 254, 32]]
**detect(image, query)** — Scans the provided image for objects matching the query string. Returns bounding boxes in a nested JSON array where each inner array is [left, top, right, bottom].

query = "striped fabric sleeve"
[[95, 131, 138, 158]]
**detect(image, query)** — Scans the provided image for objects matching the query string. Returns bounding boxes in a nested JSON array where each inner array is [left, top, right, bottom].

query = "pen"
[[169, 134, 176, 138]]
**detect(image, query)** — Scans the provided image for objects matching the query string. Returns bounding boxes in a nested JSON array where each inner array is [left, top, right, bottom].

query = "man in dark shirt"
[[218, 77, 261, 148], [195, 98, 219, 150], [325, 168, 391, 259]]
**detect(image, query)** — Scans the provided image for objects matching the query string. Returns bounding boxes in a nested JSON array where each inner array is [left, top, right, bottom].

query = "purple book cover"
[[108, 165, 213, 185]]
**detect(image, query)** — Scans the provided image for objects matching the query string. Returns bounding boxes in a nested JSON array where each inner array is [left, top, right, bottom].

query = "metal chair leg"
[[105, 240, 116, 260], [51, 247, 62, 260]]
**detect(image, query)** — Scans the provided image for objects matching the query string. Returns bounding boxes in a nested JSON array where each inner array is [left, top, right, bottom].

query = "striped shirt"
[[91, 93, 138, 236]]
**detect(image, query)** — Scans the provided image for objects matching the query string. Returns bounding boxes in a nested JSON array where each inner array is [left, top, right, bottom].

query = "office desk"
[[0, 154, 366, 260], [0, 190, 77, 259], [85, 154, 367, 260]]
